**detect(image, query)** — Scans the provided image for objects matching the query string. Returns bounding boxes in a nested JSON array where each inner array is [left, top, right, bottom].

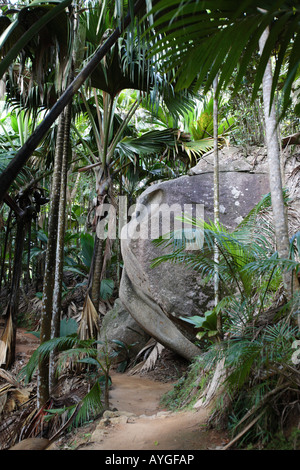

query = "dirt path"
[[3, 327, 227, 450], [73, 373, 227, 451]]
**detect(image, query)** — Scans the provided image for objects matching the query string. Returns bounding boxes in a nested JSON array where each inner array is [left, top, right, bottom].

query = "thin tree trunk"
[[0, 209, 12, 288], [90, 236, 103, 313], [49, 100, 72, 393], [259, 29, 299, 297], [5, 215, 25, 368], [213, 75, 222, 337], [25, 219, 31, 292], [38, 112, 65, 407]]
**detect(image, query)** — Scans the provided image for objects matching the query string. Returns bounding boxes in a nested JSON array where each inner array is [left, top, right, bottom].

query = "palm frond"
[[47, 380, 103, 428], [0, 0, 72, 81], [73, 381, 103, 426], [146, 0, 300, 116], [115, 127, 179, 158], [20, 334, 85, 383], [78, 294, 100, 341], [224, 338, 262, 389]]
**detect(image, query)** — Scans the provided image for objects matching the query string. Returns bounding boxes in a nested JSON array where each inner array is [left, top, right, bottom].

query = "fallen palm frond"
[[140, 342, 164, 372], [193, 358, 226, 409], [0, 368, 20, 388], [0, 368, 35, 449], [0, 398, 37, 450], [0, 311, 13, 367], [77, 294, 100, 341], [128, 338, 164, 375]]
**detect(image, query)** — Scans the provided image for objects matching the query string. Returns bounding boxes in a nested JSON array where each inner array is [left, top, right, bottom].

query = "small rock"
[[103, 410, 136, 419], [156, 411, 172, 418], [91, 428, 106, 441], [96, 418, 110, 429]]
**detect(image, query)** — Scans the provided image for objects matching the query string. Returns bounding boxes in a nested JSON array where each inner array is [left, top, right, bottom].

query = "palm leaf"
[[73, 381, 103, 426], [146, 0, 300, 115], [0, 0, 72, 80], [181, 138, 215, 159], [115, 127, 179, 158], [20, 334, 82, 383]]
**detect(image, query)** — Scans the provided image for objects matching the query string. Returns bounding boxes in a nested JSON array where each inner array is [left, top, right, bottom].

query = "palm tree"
[[0, 0, 146, 203], [75, 1, 213, 314], [0, 108, 53, 369]]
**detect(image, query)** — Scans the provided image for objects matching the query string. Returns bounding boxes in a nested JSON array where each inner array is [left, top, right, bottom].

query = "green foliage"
[[0, 0, 299, 447], [189, 96, 235, 142], [20, 327, 139, 420], [21, 332, 114, 418], [160, 359, 208, 410], [266, 428, 300, 450], [27, 317, 78, 339], [147, 0, 300, 117], [100, 278, 114, 300], [0, 0, 72, 81], [44, 381, 103, 429], [152, 191, 300, 446], [80, 232, 95, 270], [180, 310, 218, 341], [59, 317, 78, 337]]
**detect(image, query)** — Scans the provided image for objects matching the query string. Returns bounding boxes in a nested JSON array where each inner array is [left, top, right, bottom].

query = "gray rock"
[[118, 146, 300, 361], [99, 298, 150, 360]]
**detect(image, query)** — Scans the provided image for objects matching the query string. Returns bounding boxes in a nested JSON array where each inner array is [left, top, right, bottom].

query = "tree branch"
[[0, 0, 145, 203]]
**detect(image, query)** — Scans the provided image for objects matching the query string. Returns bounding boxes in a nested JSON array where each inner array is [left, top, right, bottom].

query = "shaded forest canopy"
[[0, 0, 299, 450]]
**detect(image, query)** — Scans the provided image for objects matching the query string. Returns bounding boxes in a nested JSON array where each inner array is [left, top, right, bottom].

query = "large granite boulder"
[[118, 146, 299, 361], [99, 298, 150, 360]]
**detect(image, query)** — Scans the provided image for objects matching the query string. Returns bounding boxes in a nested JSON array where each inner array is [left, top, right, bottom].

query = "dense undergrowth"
[[155, 192, 300, 450]]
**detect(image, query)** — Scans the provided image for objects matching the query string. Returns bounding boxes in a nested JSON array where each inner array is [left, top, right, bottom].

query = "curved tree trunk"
[[259, 29, 299, 298]]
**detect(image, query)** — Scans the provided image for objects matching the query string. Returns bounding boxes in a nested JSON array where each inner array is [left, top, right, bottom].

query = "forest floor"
[[8, 327, 229, 451], [61, 372, 228, 451]]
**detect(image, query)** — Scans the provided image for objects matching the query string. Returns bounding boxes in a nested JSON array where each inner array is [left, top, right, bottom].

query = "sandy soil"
[[64, 372, 227, 451]]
